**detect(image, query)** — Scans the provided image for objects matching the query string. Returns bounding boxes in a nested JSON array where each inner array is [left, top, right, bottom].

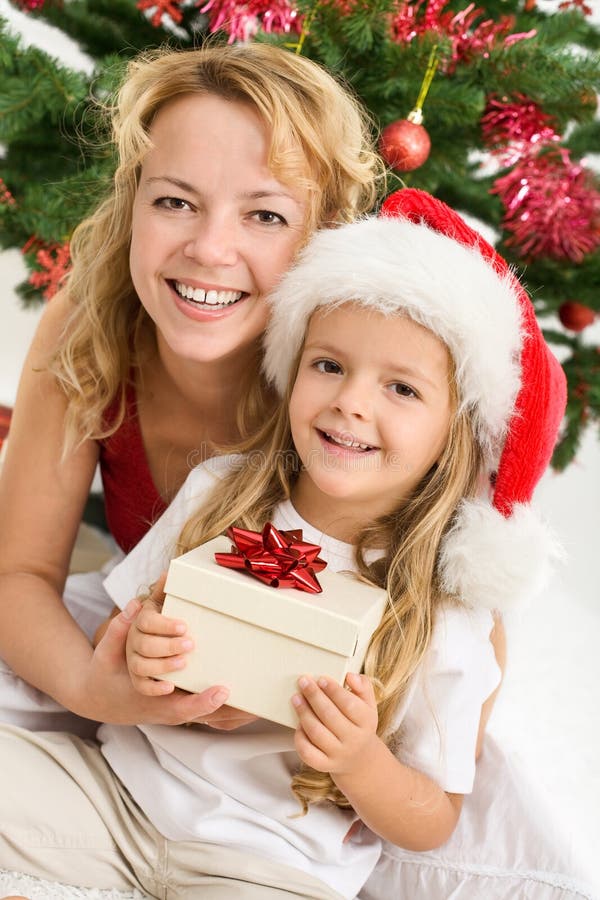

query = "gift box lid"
[[164, 535, 387, 657]]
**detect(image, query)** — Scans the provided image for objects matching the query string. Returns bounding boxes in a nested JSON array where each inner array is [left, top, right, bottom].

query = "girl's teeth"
[[325, 432, 372, 451], [175, 283, 243, 306]]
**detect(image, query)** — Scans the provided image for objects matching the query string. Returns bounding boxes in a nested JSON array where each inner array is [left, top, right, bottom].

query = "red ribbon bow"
[[215, 523, 327, 594]]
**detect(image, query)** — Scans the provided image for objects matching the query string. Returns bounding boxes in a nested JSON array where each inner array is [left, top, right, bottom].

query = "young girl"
[[0, 41, 382, 734], [0, 189, 565, 899]]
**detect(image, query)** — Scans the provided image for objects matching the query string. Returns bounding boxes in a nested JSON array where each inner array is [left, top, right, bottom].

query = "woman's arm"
[[0, 293, 228, 725], [0, 290, 101, 710]]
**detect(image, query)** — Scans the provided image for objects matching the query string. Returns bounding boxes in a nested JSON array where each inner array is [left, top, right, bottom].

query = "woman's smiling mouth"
[[172, 280, 247, 310]]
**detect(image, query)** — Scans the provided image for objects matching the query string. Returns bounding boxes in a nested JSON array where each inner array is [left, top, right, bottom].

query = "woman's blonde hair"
[[51, 42, 384, 449], [174, 332, 483, 814]]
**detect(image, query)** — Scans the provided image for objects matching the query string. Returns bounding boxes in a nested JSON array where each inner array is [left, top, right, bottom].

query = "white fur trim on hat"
[[264, 216, 523, 462], [438, 500, 564, 611]]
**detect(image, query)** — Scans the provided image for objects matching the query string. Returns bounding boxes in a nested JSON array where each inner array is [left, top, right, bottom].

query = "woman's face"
[[130, 92, 308, 368]]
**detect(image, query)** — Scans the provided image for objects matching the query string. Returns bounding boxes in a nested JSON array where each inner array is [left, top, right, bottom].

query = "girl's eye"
[[390, 382, 418, 399], [154, 196, 192, 211], [314, 359, 342, 375], [252, 209, 287, 226]]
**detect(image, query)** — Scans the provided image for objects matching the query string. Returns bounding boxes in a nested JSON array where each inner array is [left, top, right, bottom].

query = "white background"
[[1, 0, 599, 888]]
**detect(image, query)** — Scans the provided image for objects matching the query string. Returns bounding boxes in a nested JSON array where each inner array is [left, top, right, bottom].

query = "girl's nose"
[[183, 217, 239, 268], [332, 377, 371, 420]]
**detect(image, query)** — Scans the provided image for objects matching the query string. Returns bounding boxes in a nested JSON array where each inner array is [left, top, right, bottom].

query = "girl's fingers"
[[294, 726, 330, 772], [295, 676, 354, 736], [344, 671, 376, 706], [136, 608, 189, 638], [292, 684, 341, 752], [317, 674, 375, 725], [128, 651, 188, 679], [131, 674, 176, 697], [131, 630, 194, 660]]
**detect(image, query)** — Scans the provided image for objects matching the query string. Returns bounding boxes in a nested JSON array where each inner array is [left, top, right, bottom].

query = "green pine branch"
[[2, 0, 600, 468]]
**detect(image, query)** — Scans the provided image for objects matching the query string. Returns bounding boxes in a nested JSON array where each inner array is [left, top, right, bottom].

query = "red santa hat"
[[263, 189, 567, 610]]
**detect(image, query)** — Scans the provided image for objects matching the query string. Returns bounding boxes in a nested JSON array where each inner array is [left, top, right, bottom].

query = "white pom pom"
[[438, 501, 564, 611]]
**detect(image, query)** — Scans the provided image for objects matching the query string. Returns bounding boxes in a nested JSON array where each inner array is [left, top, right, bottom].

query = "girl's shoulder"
[[180, 453, 246, 496], [427, 603, 497, 675]]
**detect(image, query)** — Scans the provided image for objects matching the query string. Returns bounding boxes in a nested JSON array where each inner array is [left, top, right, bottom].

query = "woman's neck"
[[148, 334, 264, 445]]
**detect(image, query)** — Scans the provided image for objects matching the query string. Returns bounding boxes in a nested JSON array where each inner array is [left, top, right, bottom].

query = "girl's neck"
[[291, 479, 369, 545]]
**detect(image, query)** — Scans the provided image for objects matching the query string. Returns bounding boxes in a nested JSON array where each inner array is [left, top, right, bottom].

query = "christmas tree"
[[1, 0, 599, 468]]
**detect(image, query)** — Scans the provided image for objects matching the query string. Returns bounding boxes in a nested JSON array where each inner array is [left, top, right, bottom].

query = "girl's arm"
[[293, 673, 462, 850], [0, 292, 227, 725], [476, 611, 506, 758]]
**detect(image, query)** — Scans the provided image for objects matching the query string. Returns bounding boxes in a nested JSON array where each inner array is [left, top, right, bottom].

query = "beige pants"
[[0, 725, 343, 900]]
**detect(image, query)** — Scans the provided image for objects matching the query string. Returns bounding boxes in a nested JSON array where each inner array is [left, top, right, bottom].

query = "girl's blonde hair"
[[174, 335, 483, 814], [51, 42, 384, 449]]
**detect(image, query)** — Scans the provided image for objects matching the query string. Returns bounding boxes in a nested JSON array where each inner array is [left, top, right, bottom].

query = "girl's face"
[[289, 304, 453, 541], [129, 93, 308, 368]]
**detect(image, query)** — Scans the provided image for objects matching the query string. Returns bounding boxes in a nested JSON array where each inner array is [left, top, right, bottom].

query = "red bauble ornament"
[[558, 301, 596, 332], [379, 114, 431, 172]]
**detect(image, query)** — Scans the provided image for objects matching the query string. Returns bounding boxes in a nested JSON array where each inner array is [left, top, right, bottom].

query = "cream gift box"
[[159, 533, 388, 728]]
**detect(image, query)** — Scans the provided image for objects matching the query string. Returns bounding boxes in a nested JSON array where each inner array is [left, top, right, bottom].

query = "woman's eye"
[[314, 359, 342, 375], [252, 209, 287, 226], [154, 196, 192, 211], [390, 382, 417, 398]]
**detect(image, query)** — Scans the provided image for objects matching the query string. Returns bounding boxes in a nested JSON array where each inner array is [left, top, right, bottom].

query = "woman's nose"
[[183, 217, 239, 268]]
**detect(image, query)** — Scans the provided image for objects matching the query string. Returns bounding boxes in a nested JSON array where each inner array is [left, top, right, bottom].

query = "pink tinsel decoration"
[[199, 0, 302, 43], [27, 242, 72, 301], [390, 0, 535, 70], [492, 149, 600, 263], [482, 94, 559, 165]]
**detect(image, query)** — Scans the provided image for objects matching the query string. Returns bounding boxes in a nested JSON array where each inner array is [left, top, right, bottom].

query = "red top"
[[0, 404, 11, 452], [99, 383, 167, 553]]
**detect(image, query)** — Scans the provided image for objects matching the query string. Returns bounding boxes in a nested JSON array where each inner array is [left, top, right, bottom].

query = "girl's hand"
[[292, 671, 379, 775], [122, 575, 257, 731], [125, 574, 195, 697], [84, 601, 230, 726]]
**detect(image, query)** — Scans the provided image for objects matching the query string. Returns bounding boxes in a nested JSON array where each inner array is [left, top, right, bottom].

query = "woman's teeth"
[[324, 432, 374, 451], [175, 282, 243, 307]]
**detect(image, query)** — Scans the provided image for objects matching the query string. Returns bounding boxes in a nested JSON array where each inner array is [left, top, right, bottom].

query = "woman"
[[0, 41, 382, 733]]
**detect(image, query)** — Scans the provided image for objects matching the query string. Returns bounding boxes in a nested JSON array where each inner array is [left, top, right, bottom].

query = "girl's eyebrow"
[[303, 341, 349, 357], [387, 364, 440, 389], [144, 175, 300, 205]]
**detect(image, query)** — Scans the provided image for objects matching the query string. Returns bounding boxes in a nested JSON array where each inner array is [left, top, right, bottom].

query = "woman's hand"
[[292, 671, 379, 775]]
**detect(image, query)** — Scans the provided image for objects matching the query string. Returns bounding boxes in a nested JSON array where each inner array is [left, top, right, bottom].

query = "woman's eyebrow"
[[145, 175, 198, 193], [144, 176, 299, 205]]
